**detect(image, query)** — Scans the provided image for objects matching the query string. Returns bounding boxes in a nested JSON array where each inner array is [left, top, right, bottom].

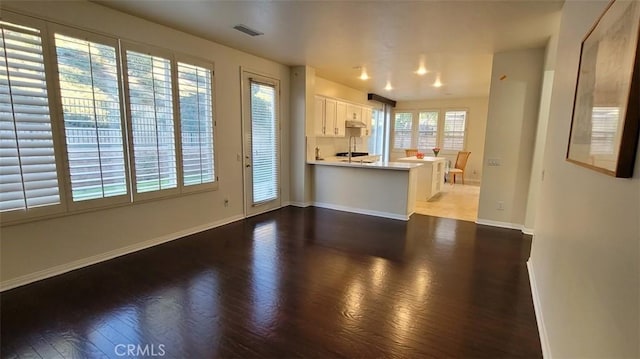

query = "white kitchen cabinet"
[[361, 107, 372, 136], [315, 96, 345, 137], [347, 104, 362, 123], [314, 96, 326, 136], [335, 101, 346, 137], [396, 156, 447, 201]]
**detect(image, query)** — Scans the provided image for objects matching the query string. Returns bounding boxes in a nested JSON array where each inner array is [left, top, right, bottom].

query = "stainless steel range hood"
[[345, 120, 366, 128]]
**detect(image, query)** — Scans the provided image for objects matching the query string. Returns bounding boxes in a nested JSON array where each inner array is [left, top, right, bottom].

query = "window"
[[0, 20, 61, 214], [393, 112, 413, 149], [54, 33, 128, 203], [1, 14, 220, 223], [392, 109, 468, 152], [590, 107, 619, 155], [250, 80, 278, 204], [124, 48, 178, 196], [417, 111, 438, 150], [367, 105, 385, 156], [443, 110, 466, 151], [177, 62, 215, 187]]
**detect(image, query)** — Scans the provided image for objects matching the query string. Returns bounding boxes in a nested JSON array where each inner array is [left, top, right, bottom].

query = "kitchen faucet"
[[348, 136, 356, 163]]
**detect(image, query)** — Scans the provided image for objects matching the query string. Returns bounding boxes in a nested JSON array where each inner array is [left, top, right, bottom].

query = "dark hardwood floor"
[[1, 207, 541, 358]]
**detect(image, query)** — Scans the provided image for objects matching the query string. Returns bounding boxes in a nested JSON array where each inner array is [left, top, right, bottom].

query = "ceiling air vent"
[[233, 24, 263, 37]]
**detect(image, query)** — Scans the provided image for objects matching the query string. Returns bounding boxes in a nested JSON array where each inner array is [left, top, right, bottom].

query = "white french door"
[[242, 71, 281, 217]]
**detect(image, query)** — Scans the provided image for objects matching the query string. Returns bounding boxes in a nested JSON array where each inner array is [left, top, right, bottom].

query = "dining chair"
[[405, 149, 418, 157], [449, 151, 471, 185]]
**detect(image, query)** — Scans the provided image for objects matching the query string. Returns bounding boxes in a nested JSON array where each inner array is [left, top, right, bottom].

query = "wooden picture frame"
[[566, 0, 640, 178]]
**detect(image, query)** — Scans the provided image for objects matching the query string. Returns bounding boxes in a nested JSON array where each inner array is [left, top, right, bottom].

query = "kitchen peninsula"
[[309, 159, 423, 220], [397, 156, 447, 200]]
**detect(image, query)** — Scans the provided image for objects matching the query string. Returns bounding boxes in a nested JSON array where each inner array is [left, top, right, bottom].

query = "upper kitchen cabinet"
[[362, 107, 372, 137], [334, 101, 346, 137], [314, 95, 372, 137], [347, 104, 362, 123], [315, 96, 345, 137], [314, 96, 326, 136]]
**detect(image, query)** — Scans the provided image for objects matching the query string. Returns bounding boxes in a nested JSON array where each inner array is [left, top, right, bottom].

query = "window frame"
[[0, 13, 68, 223], [175, 55, 218, 194], [47, 24, 132, 212], [391, 108, 469, 154], [392, 111, 414, 150], [417, 110, 440, 151], [1, 12, 221, 226], [120, 41, 181, 202], [442, 108, 468, 152]]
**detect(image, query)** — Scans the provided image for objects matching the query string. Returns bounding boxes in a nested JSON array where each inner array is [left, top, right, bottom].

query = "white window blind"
[[590, 107, 619, 155], [393, 112, 413, 149], [55, 33, 127, 202], [125, 50, 177, 194], [0, 21, 60, 212], [418, 111, 438, 150], [250, 80, 278, 204], [177, 62, 215, 187], [443, 110, 466, 151]]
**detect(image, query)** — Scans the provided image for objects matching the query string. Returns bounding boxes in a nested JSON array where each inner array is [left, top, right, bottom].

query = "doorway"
[[241, 71, 281, 217]]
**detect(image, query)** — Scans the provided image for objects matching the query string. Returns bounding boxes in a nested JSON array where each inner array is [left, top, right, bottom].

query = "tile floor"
[[414, 183, 480, 222]]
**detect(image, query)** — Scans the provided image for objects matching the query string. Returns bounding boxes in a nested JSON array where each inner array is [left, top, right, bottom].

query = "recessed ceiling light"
[[384, 81, 393, 91], [359, 69, 369, 80], [433, 74, 443, 88], [233, 24, 264, 37], [416, 66, 428, 75]]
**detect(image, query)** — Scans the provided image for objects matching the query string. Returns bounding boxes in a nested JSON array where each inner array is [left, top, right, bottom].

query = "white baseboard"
[[527, 260, 551, 358], [522, 227, 535, 235], [0, 214, 245, 292], [476, 218, 536, 235], [289, 201, 312, 208], [313, 202, 409, 221], [476, 218, 524, 231]]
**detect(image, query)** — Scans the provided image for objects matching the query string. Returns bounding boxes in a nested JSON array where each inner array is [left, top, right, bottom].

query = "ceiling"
[[94, 0, 563, 101]]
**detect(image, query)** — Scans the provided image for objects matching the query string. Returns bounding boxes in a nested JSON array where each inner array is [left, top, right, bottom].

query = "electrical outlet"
[[497, 201, 504, 210], [488, 158, 501, 166], [224, 198, 229, 207]]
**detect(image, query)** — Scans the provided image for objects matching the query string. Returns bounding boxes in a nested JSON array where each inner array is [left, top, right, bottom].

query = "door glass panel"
[[250, 81, 278, 204]]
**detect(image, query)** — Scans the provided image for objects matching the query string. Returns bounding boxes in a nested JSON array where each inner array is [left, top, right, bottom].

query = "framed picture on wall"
[[566, 0, 640, 178]]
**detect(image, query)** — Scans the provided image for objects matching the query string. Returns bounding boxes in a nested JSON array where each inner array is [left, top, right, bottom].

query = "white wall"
[[523, 69, 554, 233], [394, 97, 489, 184], [315, 77, 369, 105], [0, 1, 291, 289], [290, 66, 315, 206], [529, 0, 640, 357], [477, 48, 544, 227]]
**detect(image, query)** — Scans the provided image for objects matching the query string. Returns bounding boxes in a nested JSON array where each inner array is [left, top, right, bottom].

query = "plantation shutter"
[[393, 112, 413, 149], [417, 111, 438, 150], [590, 107, 619, 155], [443, 110, 466, 151], [177, 62, 215, 187], [0, 21, 60, 212], [54, 33, 128, 202], [125, 50, 177, 194], [250, 80, 278, 204]]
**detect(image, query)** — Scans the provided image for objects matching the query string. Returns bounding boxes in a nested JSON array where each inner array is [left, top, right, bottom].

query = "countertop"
[[309, 159, 423, 171], [396, 156, 448, 162]]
